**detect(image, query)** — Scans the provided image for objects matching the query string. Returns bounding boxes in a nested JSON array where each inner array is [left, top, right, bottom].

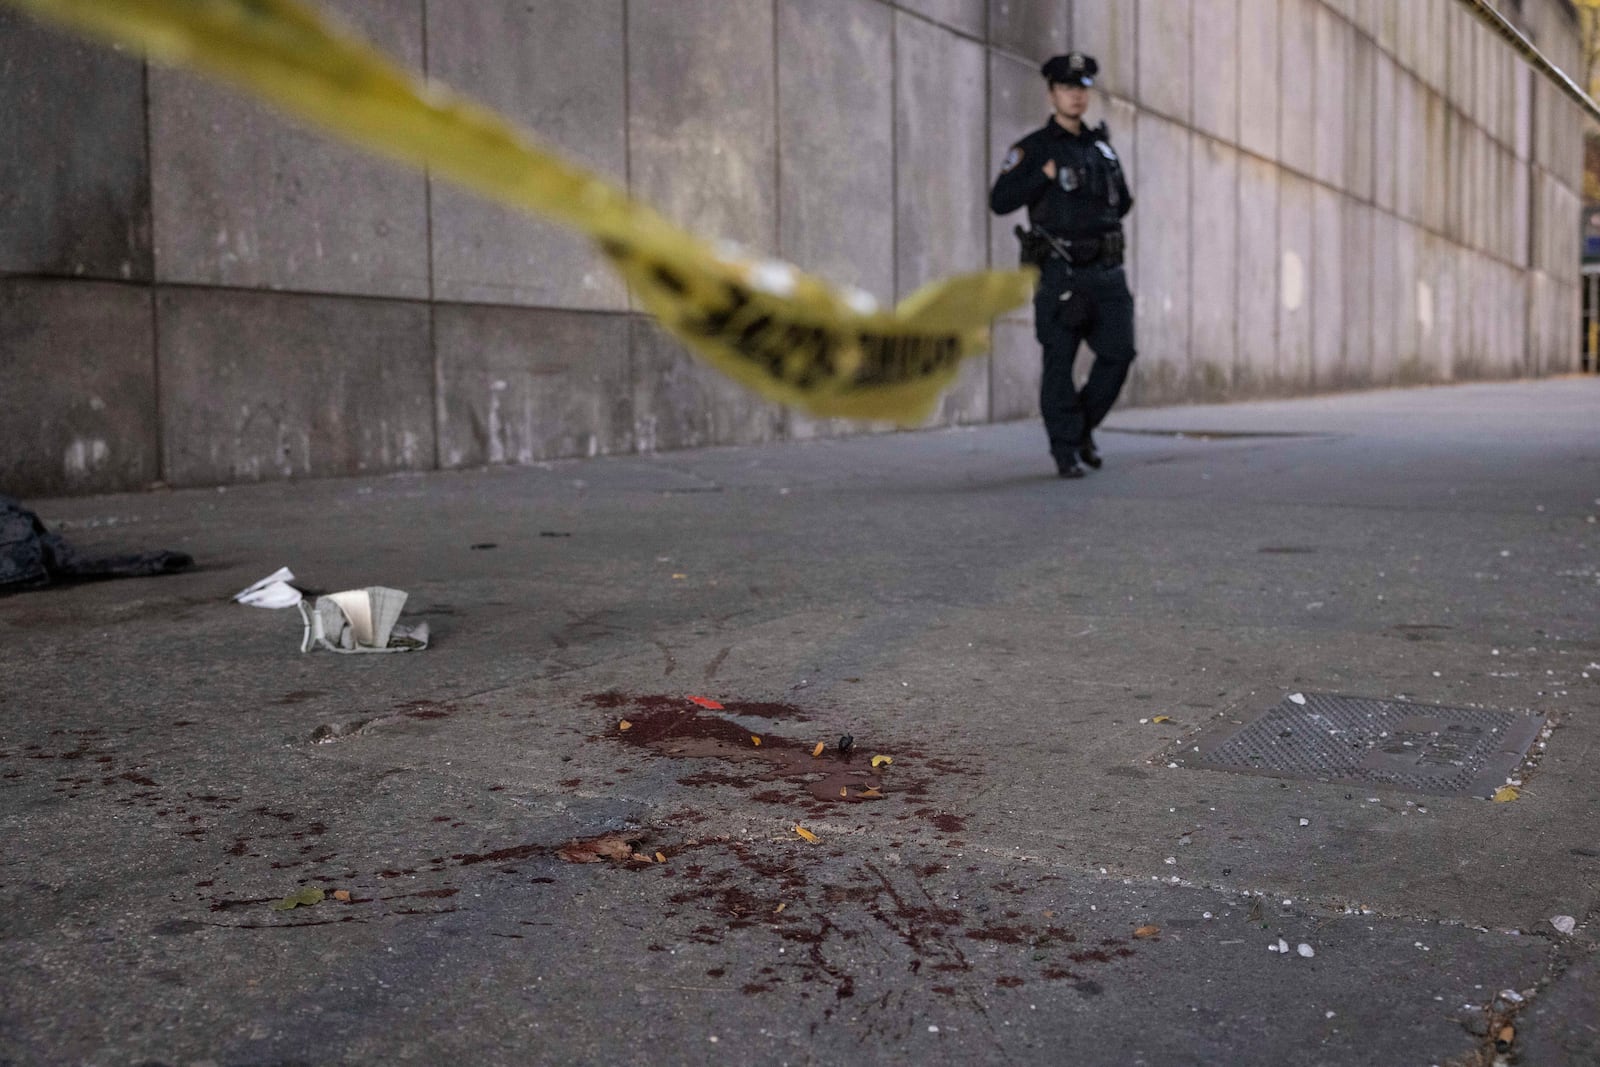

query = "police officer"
[[990, 52, 1135, 479]]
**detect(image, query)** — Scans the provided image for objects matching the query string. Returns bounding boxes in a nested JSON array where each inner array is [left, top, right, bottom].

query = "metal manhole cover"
[[1180, 693, 1545, 797]]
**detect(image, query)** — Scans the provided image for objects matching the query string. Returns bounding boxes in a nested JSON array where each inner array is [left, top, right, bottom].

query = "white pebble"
[[1298, 943, 1315, 958], [1289, 693, 1307, 705]]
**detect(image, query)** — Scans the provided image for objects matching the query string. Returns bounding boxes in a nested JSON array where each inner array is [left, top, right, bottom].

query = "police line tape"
[[1454, 0, 1600, 126], [3, 0, 1034, 425]]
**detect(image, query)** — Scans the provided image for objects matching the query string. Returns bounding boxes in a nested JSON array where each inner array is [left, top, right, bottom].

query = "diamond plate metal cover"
[[1182, 693, 1545, 797]]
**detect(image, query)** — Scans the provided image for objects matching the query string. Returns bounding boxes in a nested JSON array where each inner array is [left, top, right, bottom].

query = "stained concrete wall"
[[0, 0, 1588, 496]]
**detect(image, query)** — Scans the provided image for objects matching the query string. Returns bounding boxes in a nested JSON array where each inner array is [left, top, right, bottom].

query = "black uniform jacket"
[[989, 117, 1134, 239]]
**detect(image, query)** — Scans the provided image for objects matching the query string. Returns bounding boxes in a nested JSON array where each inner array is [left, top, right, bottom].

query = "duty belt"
[[1015, 226, 1124, 269]]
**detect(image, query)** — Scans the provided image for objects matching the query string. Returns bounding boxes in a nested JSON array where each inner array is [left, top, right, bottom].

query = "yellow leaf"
[[1134, 925, 1161, 939], [859, 787, 884, 799], [794, 825, 819, 843], [654, 852, 667, 864], [840, 788, 848, 797], [1152, 716, 1172, 724], [672, 574, 688, 581], [812, 742, 825, 758], [871, 755, 893, 768], [5, 0, 1034, 426], [751, 735, 762, 747], [332, 890, 351, 902], [1493, 786, 1520, 803], [618, 719, 632, 732], [774, 902, 787, 914]]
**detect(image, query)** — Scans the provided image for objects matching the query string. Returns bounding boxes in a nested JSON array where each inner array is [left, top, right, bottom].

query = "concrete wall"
[[0, 0, 1588, 496]]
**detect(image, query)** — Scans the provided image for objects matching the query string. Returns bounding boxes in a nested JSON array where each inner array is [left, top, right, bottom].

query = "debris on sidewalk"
[[557, 832, 643, 864], [1492, 786, 1520, 803], [688, 695, 725, 710], [299, 586, 429, 654], [234, 566, 304, 608], [1, 494, 192, 591], [270, 887, 325, 911], [1551, 915, 1577, 935], [794, 825, 819, 843]]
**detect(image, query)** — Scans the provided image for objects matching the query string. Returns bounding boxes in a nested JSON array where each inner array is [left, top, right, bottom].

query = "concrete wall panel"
[[426, 0, 628, 311], [896, 15, 989, 299], [148, 0, 428, 298], [1372, 53, 1397, 213], [1138, 0, 1194, 123], [629, 0, 776, 254], [779, 0, 895, 302], [1277, 171, 1313, 391], [1345, 33, 1376, 199], [1072, 2, 1138, 100], [989, 318, 1042, 424], [988, 0, 1070, 62], [1237, 0, 1280, 161], [630, 319, 785, 453], [1341, 199, 1375, 387], [0, 11, 151, 281], [0, 279, 157, 497], [1279, 0, 1316, 177], [156, 288, 435, 487], [1190, 139, 1238, 398], [1192, 0, 1240, 146], [898, 0, 985, 38], [1311, 183, 1342, 390], [1312, 6, 1349, 189], [434, 306, 633, 469], [1131, 115, 1192, 404], [1369, 210, 1400, 383], [1235, 155, 1279, 395]]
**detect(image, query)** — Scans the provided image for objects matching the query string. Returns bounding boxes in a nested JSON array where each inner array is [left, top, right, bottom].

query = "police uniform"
[[989, 52, 1136, 478]]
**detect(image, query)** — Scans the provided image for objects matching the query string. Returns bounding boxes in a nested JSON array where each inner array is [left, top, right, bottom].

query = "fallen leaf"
[[655, 852, 667, 864], [840, 788, 849, 797], [1247, 899, 1265, 923], [672, 573, 688, 580], [557, 832, 640, 864], [859, 787, 884, 799], [794, 825, 819, 843], [630, 852, 652, 863], [751, 735, 762, 747], [1134, 925, 1161, 939], [871, 755, 893, 768], [812, 742, 825, 758], [774, 902, 787, 914], [1493, 786, 1520, 803], [1152, 716, 1172, 724], [688, 696, 724, 710], [1497, 1025, 1516, 1051], [270, 887, 326, 911], [619, 719, 633, 731], [1043, 910, 1055, 919], [332, 890, 351, 902]]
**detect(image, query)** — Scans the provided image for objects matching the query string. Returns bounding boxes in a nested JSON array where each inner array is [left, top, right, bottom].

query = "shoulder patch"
[[1001, 146, 1024, 173], [1096, 141, 1119, 162]]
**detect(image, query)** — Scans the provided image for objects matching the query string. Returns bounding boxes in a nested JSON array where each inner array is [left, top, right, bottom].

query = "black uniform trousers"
[[1032, 256, 1136, 464]]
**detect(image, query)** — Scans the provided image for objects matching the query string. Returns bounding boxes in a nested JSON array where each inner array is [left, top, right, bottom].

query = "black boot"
[[1056, 457, 1086, 479], [1078, 435, 1102, 470]]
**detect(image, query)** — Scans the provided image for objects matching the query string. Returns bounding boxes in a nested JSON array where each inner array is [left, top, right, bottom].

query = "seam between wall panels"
[[420, 0, 441, 472], [142, 56, 165, 486]]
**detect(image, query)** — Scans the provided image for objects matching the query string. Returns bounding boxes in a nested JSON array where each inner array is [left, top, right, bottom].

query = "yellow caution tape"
[[5, 0, 1033, 424]]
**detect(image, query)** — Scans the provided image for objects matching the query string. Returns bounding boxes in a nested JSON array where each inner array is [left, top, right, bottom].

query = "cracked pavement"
[[2, 378, 1598, 1065]]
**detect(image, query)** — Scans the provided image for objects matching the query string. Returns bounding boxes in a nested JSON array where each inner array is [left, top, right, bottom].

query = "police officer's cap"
[[1041, 52, 1097, 88]]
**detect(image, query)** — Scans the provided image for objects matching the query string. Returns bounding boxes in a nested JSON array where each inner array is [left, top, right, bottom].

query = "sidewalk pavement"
[[3, 377, 1598, 1066]]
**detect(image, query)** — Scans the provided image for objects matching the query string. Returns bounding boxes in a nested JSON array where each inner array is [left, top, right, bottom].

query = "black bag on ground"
[[0, 494, 193, 591]]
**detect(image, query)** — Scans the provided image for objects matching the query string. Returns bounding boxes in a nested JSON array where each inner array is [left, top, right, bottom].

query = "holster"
[[1015, 225, 1053, 269]]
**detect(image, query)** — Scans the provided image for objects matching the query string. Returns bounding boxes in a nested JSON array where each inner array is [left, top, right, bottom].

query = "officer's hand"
[[1043, 159, 1057, 181]]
